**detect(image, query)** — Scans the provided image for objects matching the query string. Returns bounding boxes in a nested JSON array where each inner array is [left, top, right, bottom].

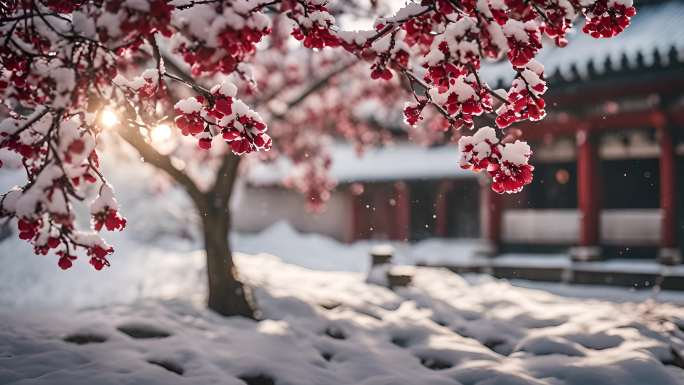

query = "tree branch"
[[270, 59, 358, 120], [161, 52, 195, 84], [207, 59, 357, 211], [160, 52, 215, 100], [117, 123, 208, 213], [7, 107, 50, 140], [159, 53, 356, 211]]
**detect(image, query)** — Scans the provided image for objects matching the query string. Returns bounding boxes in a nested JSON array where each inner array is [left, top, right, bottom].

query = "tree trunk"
[[202, 209, 256, 318]]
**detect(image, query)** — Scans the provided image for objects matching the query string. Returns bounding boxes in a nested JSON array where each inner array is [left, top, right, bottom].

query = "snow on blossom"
[[71, 231, 114, 270], [500, 139, 531, 165], [113, 68, 160, 97], [171, 3, 271, 75], [583, 0, 636, 38], [491, 140, 534, 194], [174, 81, 271, 154], [91, 184, 127, 232], [458, 126, 500, 171], [458, 127, 533, 193], [496, 59, 547, 128], [503, 20, 542, 67], [174, 97, 203, 115]]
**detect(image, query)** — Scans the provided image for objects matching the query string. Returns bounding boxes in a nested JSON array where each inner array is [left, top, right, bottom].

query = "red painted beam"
[[547, 75, 684, 108], [511, 107, 684, 142]]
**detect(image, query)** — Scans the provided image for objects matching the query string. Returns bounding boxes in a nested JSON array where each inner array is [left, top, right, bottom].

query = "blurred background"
[[232, 0, 684, 286]]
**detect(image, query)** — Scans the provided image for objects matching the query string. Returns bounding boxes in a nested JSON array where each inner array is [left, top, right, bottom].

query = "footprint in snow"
[[418, 356, 453, 370], [320, 351, 334, 361], [147, 359, 184, 375], [63, 333, 107, 345], [117, 323, 171, 339], [324, 326, 346, 340], [238, 374, 275, 385], [391, 336, 410, 348]]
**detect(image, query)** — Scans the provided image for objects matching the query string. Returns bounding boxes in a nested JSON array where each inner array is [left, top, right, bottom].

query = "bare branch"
[[163, 72, 214, 102], [270, 59, 358, 120], [6, 107, 50, 140]]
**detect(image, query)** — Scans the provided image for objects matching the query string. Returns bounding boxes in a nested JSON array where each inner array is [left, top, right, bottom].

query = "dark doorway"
[[527, 161, 577, 209], [409, 181, 439, 241], [600, 158, 659, 209], [407, 179, 481, 240], [445, 181, 480, 238]]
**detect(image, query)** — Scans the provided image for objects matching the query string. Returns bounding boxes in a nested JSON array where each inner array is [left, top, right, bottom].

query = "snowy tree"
[[0, 0, 635, 317]]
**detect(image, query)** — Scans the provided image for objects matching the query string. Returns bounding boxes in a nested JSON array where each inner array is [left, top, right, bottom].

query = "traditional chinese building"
[[480, 0, 684, 264], [237, 0, 684, 265]]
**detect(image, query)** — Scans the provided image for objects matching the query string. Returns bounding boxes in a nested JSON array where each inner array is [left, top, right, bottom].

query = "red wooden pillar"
[[654, 112, 681, 264], [480, 178, 502, 256], [434, 180, 453, 237], [394, 181, 411, 242], [572, 128, 602, 261]]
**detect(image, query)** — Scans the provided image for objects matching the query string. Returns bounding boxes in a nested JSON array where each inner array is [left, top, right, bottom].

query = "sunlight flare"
[[99, 109, 119, 128], [150, 124, 172, 144]]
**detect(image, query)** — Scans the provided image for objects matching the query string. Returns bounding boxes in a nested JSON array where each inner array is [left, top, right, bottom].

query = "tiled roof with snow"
[[246, 143, 475, 186], [481, 0, 684, 85]]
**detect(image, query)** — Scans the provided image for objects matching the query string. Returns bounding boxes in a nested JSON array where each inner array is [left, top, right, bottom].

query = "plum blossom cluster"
[[91, 184, 127, 232], [286, 0, 341, 49], [502, 20, 543, 68], [582, 0, 636, 38], [366, 30, 411, 81], [174, 81, 271, 154], [99, 0, 174, 43], [495, 60, 547, 128], [458, 126, 534, 194], [113, 69, 161, 98], [170, 2, 272, 76], [337, 4, 430, 80], [0, 112, 125, 270], [332, 0, 634, 191]]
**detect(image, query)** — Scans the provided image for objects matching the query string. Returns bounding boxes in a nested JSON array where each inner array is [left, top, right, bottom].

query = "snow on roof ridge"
[[480, 0, 684, 85]]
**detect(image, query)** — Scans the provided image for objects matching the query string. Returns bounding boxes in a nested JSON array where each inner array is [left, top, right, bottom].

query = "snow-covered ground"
[[3, 221, 684, 385], [3, 248, 684, 385], [234, 220, 485, 272]]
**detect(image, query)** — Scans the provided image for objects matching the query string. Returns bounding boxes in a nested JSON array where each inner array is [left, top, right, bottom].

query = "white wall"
[[234, 183, 665, 246], [502, 209, 661, 245], [232, 185, 351, 241], [503, 210, 579, 244], [601, 209, 661, 245]]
